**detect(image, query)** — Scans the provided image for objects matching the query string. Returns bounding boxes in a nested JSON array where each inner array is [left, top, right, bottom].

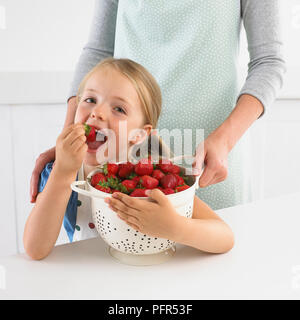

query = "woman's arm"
[[171, 196, 235, 254], [238, 0, 286, 118], [106, 190, 234, 254], [24, 124, 87, 260], [194, 0, 286, 187], [68, 0, 118, 100]]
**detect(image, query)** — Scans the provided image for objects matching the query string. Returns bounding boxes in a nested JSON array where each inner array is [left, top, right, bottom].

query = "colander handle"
[[168, 154, 203, 190], [70, 181, 107, 200]]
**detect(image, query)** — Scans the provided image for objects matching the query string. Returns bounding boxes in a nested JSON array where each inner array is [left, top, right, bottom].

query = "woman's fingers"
[[200, 159, 228, 187], [193, 141, 205, 175], [209, 170, 228, 186], [30, 147, 56, 202], [198, 164, 215, 187]]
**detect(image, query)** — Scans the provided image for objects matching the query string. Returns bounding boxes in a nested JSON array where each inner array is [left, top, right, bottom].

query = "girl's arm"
[[106, 190, 234, 254], [23, 123, 87, 260], [171, 196, 234, 253]]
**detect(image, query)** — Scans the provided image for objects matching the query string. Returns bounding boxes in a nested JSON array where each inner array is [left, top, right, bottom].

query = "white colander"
[[71, 155, 203, 265]]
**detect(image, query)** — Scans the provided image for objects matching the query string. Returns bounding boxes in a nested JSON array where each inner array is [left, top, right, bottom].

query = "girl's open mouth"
[[87, 131, 108, 153]]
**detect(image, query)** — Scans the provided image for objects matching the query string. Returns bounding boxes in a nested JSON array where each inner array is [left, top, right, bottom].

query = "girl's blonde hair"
[[76, 57, 173, 161]]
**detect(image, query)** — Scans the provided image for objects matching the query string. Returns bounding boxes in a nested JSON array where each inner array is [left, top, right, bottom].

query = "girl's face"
[[75, 66, 152, 166]]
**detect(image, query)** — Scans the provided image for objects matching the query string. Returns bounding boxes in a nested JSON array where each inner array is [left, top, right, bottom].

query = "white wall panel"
[[11, 104, 66, 253], [0, 106, 17, 257]]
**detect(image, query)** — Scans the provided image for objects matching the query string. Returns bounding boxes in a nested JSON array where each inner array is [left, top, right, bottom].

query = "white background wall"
[[0, 0, 299, 257]]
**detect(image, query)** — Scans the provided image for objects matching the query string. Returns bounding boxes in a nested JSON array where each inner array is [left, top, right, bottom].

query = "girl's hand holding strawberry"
[[55, 123, 88, 176], [104, 189, 181, 240]]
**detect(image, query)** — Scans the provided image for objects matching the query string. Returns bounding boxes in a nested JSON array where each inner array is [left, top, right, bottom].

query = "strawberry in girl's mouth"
[[84, 124, 108, 153]]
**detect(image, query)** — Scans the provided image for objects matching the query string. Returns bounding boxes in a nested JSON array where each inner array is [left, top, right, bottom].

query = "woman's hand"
[[104, 189, 181, 239], [30, 146, 56, 203], [193, 129, 230, 188], [55, 123, 87, 176]]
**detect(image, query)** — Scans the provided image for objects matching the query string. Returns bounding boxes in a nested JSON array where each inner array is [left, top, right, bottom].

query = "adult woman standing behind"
[[30, 0, 285, 210]]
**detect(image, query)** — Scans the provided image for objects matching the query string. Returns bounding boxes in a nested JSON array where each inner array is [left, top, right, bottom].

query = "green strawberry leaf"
[[103, 163, 108, 175], [128, 172, 137, 179], [84, 124, 91, 136], [118, 183, 130, 194]]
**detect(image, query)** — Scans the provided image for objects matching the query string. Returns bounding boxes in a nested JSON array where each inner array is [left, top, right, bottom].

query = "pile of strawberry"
[[90, 158, 191, 197]]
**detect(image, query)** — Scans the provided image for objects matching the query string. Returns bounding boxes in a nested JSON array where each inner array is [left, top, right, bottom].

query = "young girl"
[[24, 58, 234, 260]]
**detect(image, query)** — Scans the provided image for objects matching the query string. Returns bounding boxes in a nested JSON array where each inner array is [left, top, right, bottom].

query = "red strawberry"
[[162, 188, 175, 195], [175, 184, 190, 192], [140, 175, 159, 189], [130, 189, 148, 197], [118, 179, 137, 194], [160, 174, 178, 189], [157, 159, 173, 173], [135, 158, 154, 176], [118, 162, 134, 178], [94, 184, 111, 193], [174, 174, 185, 186], [132, 175, 141, 182], [103, 163, 119, 175], [91, 172, 107, 187], [84, 124, 96, 142], [169, 164, 181, 174], [152, 169, 165, 181], [111, 189, 120, 194]]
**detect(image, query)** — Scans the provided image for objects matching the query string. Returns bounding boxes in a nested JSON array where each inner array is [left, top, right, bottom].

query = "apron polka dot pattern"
[[114, 0, 253, 210]]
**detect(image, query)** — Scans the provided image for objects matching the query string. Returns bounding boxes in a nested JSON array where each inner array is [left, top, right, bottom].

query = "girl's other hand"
[[55, 123, 88, 176], [105, 189, 181, 239]]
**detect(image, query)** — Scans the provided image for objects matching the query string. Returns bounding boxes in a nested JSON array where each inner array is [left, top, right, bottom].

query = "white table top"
[[1, 192, 300, 300]]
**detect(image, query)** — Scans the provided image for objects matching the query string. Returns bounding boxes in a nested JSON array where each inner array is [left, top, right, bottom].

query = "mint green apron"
[[114, 0, 253, 210]]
